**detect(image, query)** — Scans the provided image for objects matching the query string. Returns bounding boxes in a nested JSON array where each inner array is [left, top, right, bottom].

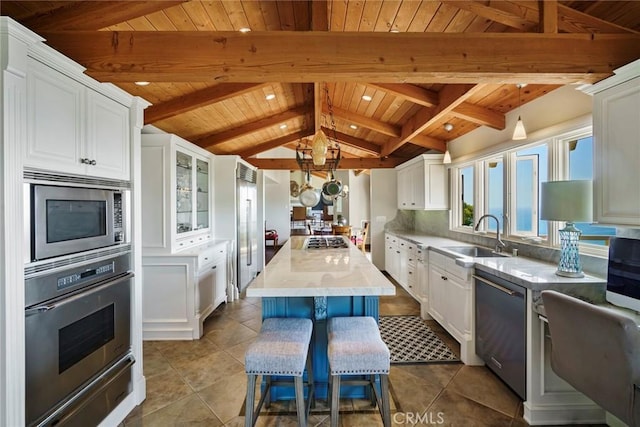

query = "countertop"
[[385, 230, 608, 312], [246, 236, 396, 298]]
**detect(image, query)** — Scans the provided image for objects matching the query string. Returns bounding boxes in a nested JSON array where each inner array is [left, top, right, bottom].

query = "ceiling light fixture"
[[362, 95, 372, 101], [512, 84, 528, 140], [349, 124, 358, 130], [265, 94, 276, 100], [296, 84, 340, 172], [135, 81, 150, 86], [280, 124, 287, 129], [239, 27, 251, 33], [443, 123, 453, 164]]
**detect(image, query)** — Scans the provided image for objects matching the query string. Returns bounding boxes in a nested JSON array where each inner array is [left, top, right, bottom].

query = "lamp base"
[[555, 222, 584, 278], [555, 269, 585, 278]]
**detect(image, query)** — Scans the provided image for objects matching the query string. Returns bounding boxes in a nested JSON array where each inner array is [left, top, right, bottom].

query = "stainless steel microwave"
[[26, 183, 129, 262]]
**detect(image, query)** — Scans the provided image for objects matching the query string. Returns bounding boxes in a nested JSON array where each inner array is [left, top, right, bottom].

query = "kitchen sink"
[[442, 246, 508, 258]]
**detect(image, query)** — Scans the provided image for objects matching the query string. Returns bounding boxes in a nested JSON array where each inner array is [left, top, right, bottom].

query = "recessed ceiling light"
[[265, 94, 276, 100], [239, 27, 251, 33], [280, 124, 287, 129], [349, 124, 358, 130], [362, 95, 372, 101], [135, 81, 150, 86]]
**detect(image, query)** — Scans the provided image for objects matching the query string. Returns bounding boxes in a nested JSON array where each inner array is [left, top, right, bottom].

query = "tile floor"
[[123, 277, 538, 426]]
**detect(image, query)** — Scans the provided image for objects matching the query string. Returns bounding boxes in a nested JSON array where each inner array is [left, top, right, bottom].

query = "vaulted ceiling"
[[3, 1, 640, 172]]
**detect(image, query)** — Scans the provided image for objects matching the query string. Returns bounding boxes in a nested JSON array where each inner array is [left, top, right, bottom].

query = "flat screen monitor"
[[606, 236, 640, 313]]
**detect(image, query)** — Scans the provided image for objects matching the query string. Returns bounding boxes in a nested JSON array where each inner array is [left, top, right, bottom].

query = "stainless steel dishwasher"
[[474, 270, 526, 399]]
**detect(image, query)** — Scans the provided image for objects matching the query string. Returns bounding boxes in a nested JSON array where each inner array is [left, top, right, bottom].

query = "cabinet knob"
[[211, 266, 217, 270], [90, 159, 96, 166]]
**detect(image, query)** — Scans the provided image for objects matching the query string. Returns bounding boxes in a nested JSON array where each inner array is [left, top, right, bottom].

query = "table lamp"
[[540, 180, 593, 278]]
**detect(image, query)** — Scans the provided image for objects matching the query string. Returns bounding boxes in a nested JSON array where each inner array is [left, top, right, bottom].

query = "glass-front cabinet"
[[176, 152, 210, 235], [141, 134, 213, 254]]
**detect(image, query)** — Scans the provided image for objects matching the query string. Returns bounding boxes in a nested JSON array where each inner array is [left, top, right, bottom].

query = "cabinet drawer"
[[445, 257, 471, 282], [198, 245, 226, 268]]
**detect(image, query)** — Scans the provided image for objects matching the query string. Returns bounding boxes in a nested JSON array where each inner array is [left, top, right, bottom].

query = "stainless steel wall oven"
[[25, 252, 134, 427]]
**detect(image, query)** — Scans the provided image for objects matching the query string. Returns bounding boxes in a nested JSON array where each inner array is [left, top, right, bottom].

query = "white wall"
[[264, 170, 291, 244], [450, 85, 592, 160], [370, 169, 398, 269]]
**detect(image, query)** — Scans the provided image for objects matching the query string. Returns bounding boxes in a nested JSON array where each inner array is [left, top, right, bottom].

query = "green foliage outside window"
[[462, 202, 474, 226]]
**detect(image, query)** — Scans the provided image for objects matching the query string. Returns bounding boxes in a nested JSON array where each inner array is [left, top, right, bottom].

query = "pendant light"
[[443, 123, 453, 164], [512, 84, 527, 140]]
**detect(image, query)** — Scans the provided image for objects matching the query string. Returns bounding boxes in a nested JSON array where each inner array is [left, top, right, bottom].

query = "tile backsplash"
[[385, 209, 640, 278]]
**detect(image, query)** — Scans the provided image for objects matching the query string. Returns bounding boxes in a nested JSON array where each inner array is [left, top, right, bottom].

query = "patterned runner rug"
[[379, 316, 460, 364]]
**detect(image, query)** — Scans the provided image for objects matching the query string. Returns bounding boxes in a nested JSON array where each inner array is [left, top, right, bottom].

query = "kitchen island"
[[246, 235, 396, 400]]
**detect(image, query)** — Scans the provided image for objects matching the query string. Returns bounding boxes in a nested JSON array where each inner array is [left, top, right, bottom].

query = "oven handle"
[[25, 272, 134, 317], [37, 352, 135, 427]]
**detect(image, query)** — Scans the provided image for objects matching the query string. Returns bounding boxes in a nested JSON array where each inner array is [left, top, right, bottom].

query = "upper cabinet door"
[[86, 90, 130, 180], [26, 58, 85, 175], [25, 58, 131, 181], [593, 76, 640, 226]]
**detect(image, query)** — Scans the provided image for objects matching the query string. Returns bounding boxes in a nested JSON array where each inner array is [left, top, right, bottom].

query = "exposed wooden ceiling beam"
[[381, 84, 482, 157], [541, 1, 558, 34], [39, 31, 640, 84], [193, 105, 310, 150], [447, 1, 535, 32], [367, 83, 439, 107], [246, 157, 407, 170], [311, 0, 329, 31], [320, 127, 381, 156], [484, 1, 639, 34], [555, 4, 638, 34], [450, 103, 505, 130], [22, 1, 187, 31], [236, 130, 313, 158], [370, 82, 505, 131], [323, 105, 400, 137], [144, 83, 267, 124], [314, 83, 322, 133]]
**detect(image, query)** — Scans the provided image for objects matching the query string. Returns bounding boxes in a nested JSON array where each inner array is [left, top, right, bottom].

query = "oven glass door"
[[25, 273, 132, 426]]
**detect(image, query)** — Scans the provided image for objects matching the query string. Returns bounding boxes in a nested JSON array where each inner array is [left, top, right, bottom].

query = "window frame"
[[449, 124, 610, 258]]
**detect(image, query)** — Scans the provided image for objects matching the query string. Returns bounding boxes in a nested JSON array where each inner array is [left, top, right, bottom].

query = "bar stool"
[[327, 316, 391, 427], [244, 317, 314, 427]]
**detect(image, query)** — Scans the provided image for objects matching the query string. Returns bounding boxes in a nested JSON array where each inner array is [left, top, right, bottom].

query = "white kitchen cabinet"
[[25, 58, 130, 180], [142, 241, 229, 340], [586, 64, 640, 226], [427, 249, 482, 365], [141, 133, 213, 254], [384, 234, 400, 279], [396, 154, 447, 210]]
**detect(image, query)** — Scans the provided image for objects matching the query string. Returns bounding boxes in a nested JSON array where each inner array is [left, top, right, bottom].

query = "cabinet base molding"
[[142, 327, 198, 341], [523, 402, 605, 426]]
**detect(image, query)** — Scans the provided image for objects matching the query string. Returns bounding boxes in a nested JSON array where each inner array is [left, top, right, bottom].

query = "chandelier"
[[296, 85, 341, 173]]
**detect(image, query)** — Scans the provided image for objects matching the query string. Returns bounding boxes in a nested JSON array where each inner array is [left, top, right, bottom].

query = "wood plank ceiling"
[[3, 1, 640, 172]]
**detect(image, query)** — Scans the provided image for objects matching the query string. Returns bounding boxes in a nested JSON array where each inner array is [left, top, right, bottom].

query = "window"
[[450, 124, 614, 256], [568, 136, 615, 246], [484, 159, 503, 232], [513, 144, 548, 239], [460, 166, 474, 227]]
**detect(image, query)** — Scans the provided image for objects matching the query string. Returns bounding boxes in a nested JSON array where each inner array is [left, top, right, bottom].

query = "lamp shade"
[[512, 116, 527, 140], [540, 180, 593, 222]]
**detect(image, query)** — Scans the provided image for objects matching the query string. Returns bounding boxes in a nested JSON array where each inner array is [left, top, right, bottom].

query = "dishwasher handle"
[[473, 274, 517, 296]]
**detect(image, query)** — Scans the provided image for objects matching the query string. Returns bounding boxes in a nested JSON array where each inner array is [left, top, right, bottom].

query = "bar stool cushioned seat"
[[327, 316, 391, 427], [245, 317, 314, 427]]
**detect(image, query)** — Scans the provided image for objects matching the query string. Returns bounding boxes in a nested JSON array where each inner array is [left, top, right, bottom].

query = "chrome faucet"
[[475, 214, 507, 253]]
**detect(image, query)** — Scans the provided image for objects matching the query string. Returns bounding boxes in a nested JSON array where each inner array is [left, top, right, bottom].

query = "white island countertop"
[[246, 236, 396, 298]]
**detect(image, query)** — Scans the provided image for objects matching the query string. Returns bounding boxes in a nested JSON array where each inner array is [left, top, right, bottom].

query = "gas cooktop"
[[304, 236, 350, 249]]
